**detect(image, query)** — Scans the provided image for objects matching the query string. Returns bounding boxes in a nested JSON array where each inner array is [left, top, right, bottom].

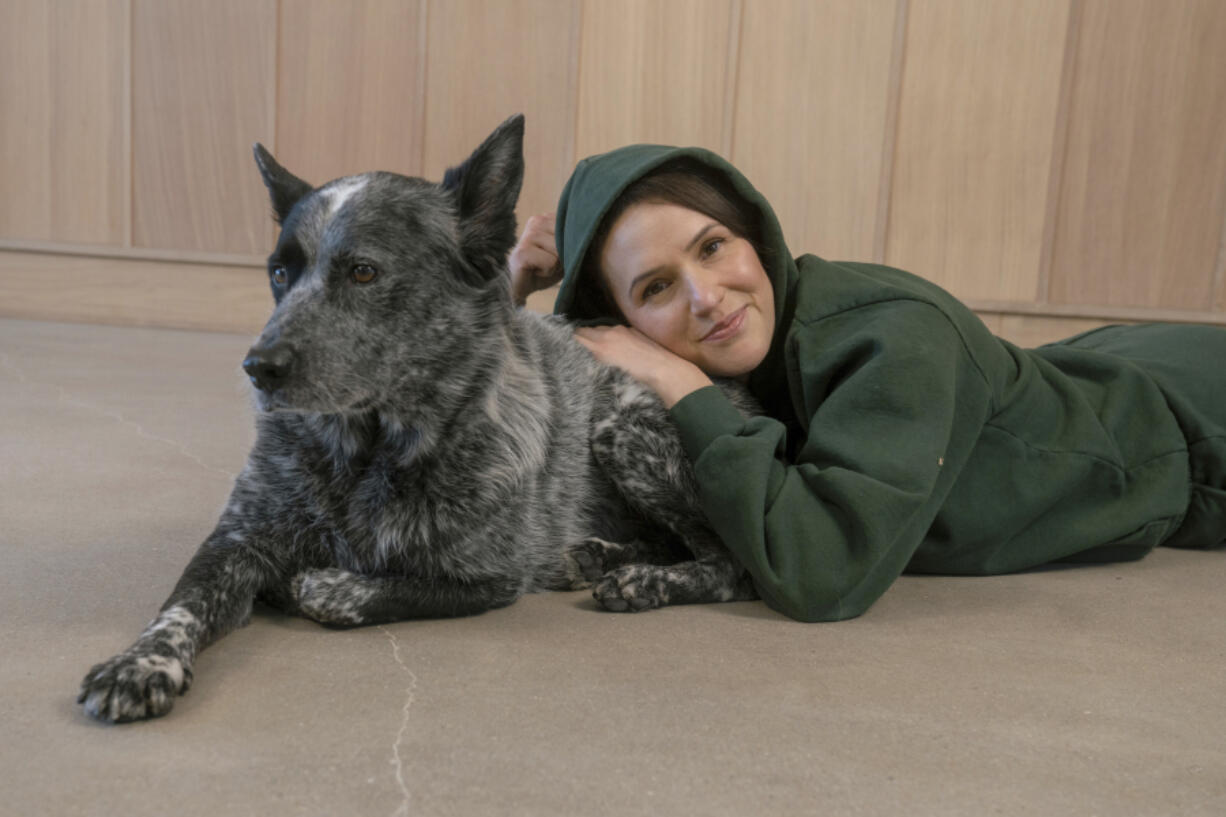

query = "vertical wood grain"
[[731, 0, 898, 262], [886, 0, 1070, 302], [574, 0, 734, 158], [0, 0, 127, 245], [276, 0, 426, 184], [131, 0, 277, 254], [422, 0, 579, 220], [1048, 0, 1226, 310]]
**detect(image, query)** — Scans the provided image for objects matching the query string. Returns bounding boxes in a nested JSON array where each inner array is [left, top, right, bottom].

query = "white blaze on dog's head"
[[323, 176, 368, 221]]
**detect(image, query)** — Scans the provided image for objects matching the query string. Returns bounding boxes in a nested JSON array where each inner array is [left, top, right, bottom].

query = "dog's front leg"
[[78, 533, 282, 723], [288, 568, 521, 626]]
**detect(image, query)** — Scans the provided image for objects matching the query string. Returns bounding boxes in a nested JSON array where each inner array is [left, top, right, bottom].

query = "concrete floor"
[[1, 316, 1224, 817]]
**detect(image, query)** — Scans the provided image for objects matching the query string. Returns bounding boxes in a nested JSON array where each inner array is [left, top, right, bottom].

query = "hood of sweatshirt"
[[550, 144, 801, 416]]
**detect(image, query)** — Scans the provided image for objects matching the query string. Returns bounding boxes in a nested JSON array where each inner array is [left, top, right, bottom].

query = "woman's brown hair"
[[572, 158, 768, 322]]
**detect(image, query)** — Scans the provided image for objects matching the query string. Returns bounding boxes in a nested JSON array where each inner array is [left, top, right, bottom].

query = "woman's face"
[[599, 201, 775, 378]]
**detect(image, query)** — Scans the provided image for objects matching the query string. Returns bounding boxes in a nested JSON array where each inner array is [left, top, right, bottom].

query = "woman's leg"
[[1058, 323, 1226, 549]]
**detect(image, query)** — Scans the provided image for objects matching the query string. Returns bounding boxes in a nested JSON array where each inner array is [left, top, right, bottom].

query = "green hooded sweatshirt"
[[552, 145, 1226, 622]]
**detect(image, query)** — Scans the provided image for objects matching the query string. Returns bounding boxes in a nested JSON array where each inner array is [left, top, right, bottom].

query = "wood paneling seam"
[[566, 0, 582, 174], [1037, 0, 1082, 306], [272, 0, 281, 156], [416, 0, 429, 175], [269, 0, 280, 251], [0, 240, 264, 269], [721, 0, 743, 159], [966, 298, 1226, 326], [874, 0, 908, 265], [417, 0, 431, 177], [125, 0, 133, 249]]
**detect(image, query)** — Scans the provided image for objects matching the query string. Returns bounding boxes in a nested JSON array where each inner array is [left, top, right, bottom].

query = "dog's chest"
[[286, 437, 518, 577], [311, 455, 448, 571]]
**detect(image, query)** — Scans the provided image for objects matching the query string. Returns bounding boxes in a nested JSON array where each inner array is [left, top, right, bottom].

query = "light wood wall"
[[2, 0, 1225, 345]]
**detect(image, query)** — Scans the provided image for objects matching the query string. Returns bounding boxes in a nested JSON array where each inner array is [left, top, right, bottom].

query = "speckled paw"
[[78, 649, 192, 723], [592, 564, 669, 613], [565, 537, 644, 590], [291, 567, 372, 626]]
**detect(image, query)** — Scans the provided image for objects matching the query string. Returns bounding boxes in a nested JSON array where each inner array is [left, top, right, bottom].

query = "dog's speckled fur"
[[78, 116, 758, 723]]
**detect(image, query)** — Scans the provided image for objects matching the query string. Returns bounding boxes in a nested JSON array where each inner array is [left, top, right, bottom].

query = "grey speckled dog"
[[78, 115, 758, 723]]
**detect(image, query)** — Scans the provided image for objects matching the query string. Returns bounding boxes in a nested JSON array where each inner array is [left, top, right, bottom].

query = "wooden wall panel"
[[975, 311, 1137, 345], [276, 0, 426, 184], [3, 0, 1226, 334], [0, 0, 126, 245], [886, 0, 1070, 302], [995, 314, 1124, 348], [131, 0, 276, 255], [574, 0, 734, 159], [1048, 0, 1226, 310], [977, 312, 1133, 349], [422, 0, 579, 221], [1218, 234, 1226, 312], [0, 251, 267, 334], [731, 0, 898, 263]]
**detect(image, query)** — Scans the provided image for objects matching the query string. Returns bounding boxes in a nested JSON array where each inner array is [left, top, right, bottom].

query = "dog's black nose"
[[242, 342, 296, 392]]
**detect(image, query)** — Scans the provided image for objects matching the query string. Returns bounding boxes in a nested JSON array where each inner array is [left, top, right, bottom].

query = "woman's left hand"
[[574, 325, 713, 408]]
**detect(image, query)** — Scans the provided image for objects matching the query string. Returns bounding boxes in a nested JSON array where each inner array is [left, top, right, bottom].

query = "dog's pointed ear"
[[253, 143, 313, 224], [440, 114, 525, 281]]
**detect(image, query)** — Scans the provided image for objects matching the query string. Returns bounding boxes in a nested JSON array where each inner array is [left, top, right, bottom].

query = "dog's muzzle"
[[243, 341, 296, 393]]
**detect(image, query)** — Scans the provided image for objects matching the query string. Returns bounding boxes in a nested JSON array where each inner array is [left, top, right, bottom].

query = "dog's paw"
[[563, 538, 633, 589], [292, 568, 373, 626], [78, 650, 192, 723], [592, 564, 670, 613]]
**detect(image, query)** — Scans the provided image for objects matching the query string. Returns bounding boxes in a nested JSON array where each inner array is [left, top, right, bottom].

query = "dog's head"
[[243, 114, 525, 418]]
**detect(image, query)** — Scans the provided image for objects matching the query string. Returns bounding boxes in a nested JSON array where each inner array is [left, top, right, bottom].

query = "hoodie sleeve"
[[668, 301, 993, 622]]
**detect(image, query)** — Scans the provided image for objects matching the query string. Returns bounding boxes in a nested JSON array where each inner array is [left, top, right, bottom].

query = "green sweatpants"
[[1052, 323, 1226, 549]]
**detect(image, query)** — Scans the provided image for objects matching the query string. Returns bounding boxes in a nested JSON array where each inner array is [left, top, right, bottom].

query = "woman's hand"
[[508, 213, 563, 305], [574, 325, 713, 408]]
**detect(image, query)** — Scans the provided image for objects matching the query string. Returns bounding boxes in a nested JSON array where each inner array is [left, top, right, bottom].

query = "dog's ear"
[[253, 143, 313, 224], [440, 114, 525, 283]]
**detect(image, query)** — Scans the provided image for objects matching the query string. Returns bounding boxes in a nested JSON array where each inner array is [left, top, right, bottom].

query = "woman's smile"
[[700, 305, 747, 343]]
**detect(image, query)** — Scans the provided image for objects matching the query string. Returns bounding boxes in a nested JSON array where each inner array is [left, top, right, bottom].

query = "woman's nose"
[[685, 268, 725, 314]]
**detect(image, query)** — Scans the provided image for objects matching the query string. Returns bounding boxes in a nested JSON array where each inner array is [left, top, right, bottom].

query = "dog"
[[78, 115, 759, 723]]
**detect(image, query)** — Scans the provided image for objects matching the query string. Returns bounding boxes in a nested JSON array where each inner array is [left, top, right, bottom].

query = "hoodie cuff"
[[668, 385, 748, 462]]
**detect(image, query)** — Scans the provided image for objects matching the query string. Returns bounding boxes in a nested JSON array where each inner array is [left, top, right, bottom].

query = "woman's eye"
[[701, 238, 724, 258], [271, 266, 288, 286], [642, 280, 669, 299], [351, 263, 378, 284]]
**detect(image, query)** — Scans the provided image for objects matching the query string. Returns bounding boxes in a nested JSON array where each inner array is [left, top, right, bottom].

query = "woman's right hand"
[[508, 212, 562, 305]]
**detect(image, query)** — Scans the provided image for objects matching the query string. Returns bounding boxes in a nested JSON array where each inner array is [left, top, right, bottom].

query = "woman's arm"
[[669, 303, 993, 621], [573, 324, 714, 408], [508, 212, 563, 306]]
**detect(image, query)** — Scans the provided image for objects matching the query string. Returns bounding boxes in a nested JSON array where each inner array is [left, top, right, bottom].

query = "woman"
[[509, 144, 1226, 622]]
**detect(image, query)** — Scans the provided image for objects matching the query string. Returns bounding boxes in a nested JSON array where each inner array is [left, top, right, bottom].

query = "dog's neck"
[[291, 410, 417, 467]]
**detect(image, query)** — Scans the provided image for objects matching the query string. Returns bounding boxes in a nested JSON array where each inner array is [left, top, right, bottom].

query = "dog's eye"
[[351, 264, 378, 284], [271, 266, 288, 286]]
